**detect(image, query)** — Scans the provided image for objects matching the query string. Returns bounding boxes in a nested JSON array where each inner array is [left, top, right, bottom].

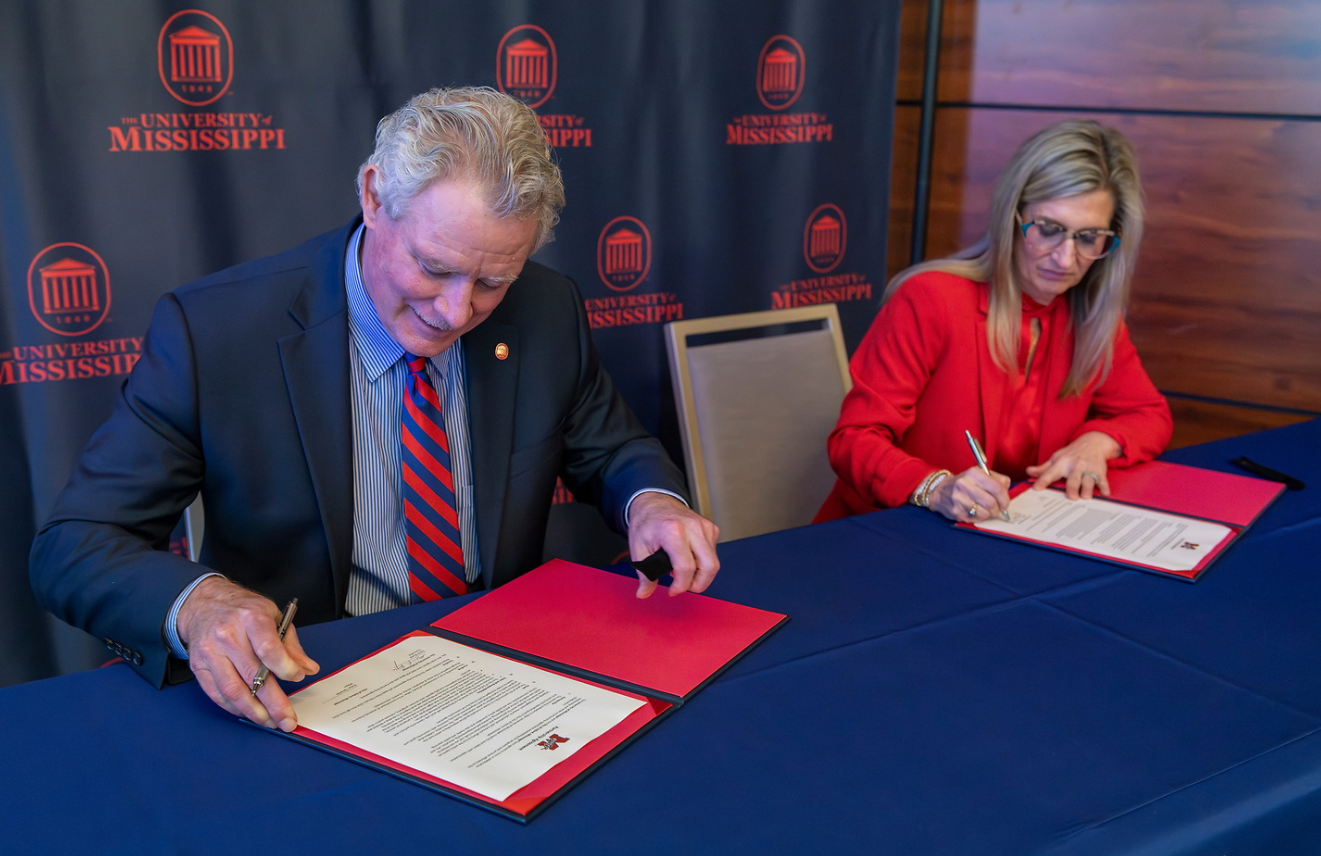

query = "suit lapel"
[[462, 319, 519, 589], [278, 226, 355, 614]]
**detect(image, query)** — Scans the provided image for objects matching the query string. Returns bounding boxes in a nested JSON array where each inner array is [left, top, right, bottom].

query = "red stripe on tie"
[[408, 574, 443, 602], [404, 390, 450, 454], [401, 353, 467, 603], [406, 539, 468, 595], [414, 372, 444, 411], [403, 467, 460, 530], [404, 500, 465, 567], [402, 428, 456, 494]]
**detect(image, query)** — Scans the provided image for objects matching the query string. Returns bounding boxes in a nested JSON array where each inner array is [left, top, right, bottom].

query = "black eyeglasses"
[[1017, 215, 1120, 260]]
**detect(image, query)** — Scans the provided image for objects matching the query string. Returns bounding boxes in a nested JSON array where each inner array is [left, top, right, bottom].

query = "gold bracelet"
[[918, 469, 951, 508], [912, 469, 951, 508], [911, 472, 937, 507], [912, 470, 941, 507], [924, 467, 945, 507]]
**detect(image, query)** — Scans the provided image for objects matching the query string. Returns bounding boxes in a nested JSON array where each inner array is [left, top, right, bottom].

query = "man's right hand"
[[175, 576, 319, 732]]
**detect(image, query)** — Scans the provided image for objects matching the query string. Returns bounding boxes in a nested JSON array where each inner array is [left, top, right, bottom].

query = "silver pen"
[[964, 430, 1012, 521], [250, 598, 299, 696]]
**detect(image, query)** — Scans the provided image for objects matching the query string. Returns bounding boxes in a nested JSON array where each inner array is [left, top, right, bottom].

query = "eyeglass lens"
[[1023, 220, 1117, 259]]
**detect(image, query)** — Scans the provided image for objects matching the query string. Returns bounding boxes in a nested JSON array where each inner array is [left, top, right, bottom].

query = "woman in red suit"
[[816, 120, 1172, 524]]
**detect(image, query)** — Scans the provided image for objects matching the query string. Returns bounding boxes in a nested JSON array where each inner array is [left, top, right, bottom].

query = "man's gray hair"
[[356, 86, 565, 250]]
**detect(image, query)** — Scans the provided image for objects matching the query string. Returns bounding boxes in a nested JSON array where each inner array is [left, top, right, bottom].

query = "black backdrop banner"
[[0, 1, 900, 685]]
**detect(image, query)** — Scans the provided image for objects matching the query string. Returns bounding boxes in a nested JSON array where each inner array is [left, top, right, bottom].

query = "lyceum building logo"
[[26, 244, 113, 337], [727, 34, 829, 146], [157, 10, 234, 106], [757, 35, 806, 111], [803, 204, 847, 273], [597, 217, 653, 292], [585, 218, 682, 329], [497, 25, 557, 108], [772, 203, 872, 310]]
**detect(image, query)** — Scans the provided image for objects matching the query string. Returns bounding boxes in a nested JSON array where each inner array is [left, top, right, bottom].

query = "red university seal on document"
[[537, 733, 571, 750]]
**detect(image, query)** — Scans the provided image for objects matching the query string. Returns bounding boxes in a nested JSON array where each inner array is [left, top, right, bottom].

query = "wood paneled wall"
[[889, 0, 1321, 448]]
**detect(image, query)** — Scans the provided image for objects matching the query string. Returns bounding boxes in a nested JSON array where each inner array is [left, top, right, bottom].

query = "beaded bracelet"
[[921, 470, 950, 507], [911, 469, 951, 508], [910, 471, 937, 507]]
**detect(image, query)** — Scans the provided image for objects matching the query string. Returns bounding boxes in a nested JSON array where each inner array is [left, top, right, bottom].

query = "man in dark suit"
[[30, 87, 719, 732]]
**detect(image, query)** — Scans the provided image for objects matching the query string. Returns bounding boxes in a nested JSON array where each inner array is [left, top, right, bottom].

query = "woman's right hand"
[[927, 466, 1011, 523]]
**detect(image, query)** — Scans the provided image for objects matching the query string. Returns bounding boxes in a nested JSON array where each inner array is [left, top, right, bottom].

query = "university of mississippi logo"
[[497, 25, 557, 109], [538, 733, 570, 751], [26, 244, 112, 337], [803, 204, 846, 274], [157, 10, 234, 106], [597, 217, 653, 292], [757, 35, 806, 111]]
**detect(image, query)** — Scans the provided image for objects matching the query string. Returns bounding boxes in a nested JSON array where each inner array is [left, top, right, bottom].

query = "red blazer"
[[815, 272, 1173, 521]]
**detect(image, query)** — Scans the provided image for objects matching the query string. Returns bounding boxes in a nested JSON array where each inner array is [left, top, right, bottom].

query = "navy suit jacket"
[[30, 220, 687, 686]]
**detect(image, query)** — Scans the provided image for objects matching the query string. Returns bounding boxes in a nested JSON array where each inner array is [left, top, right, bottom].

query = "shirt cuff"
[[623, 488, 689, 527], [164, 572, 226, 660]]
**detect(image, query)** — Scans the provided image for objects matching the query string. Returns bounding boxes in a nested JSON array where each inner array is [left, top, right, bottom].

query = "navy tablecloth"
[[3, 420, 1319, 854]]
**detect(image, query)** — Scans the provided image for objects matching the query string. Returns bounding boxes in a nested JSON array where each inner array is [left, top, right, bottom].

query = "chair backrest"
[[665, 304, 851, 542]]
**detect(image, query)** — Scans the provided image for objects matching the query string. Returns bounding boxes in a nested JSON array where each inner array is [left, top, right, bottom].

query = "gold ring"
[[967, 505, 979, 518]]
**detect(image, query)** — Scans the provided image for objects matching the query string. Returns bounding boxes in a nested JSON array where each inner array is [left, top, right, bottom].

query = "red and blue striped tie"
[[401, 353, 468, 601]]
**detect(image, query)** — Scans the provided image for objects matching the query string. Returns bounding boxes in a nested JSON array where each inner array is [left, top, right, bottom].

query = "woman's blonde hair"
[[886, 120, 1144, 396]]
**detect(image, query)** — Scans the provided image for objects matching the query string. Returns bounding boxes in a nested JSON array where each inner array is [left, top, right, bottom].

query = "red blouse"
[[814, 272, 1173, 521]]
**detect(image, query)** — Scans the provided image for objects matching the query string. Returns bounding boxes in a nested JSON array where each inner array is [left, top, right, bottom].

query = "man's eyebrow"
[[418, 255, 458, 272], [419, 254, 519, 285]]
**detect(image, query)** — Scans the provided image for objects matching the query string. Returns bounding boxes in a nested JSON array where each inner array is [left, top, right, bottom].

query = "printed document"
[[975, 489, 1233, 572], [290, 635, 645, 801]]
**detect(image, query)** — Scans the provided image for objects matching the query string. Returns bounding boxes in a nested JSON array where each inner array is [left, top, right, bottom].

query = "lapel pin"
[[495, 343, 509, 360]]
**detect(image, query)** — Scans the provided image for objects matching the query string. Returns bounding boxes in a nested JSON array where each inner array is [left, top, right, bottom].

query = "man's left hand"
[[626, 492, 720, 599]]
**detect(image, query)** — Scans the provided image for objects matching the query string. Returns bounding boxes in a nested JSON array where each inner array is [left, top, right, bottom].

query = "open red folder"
[[957, 460, 1285, 581], [279, 560, 788, 821]]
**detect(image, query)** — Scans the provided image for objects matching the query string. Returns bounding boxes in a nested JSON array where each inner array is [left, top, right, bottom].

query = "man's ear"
[[359, 165, 384, 228]]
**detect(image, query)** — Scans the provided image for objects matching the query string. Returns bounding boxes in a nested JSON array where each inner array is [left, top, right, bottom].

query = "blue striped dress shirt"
[[343, 223, 482, 615]]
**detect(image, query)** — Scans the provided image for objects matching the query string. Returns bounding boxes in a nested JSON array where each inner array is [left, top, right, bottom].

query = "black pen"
[[250, 598, 299, 696], [964, 430, 1012, 521]]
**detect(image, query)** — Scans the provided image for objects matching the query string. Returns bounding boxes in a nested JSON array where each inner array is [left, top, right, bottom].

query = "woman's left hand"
[[1025, 431, 1122, 500]]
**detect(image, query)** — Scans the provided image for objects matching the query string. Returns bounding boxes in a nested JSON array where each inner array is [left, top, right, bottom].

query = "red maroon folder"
[[1103, 460, 1283, 529], [957, 460, 1285, 581], [281, 560, 788, 821]]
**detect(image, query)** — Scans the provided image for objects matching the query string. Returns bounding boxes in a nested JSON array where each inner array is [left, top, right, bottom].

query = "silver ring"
[[967, 505, 979, 519], [1082, 471, 1101, 482]]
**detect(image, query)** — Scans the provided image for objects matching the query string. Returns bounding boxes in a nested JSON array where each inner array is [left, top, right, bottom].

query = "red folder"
[[957, 460, 1285, 581], [1104, 460, 1283, 529], [280, 560, 788, 821]]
